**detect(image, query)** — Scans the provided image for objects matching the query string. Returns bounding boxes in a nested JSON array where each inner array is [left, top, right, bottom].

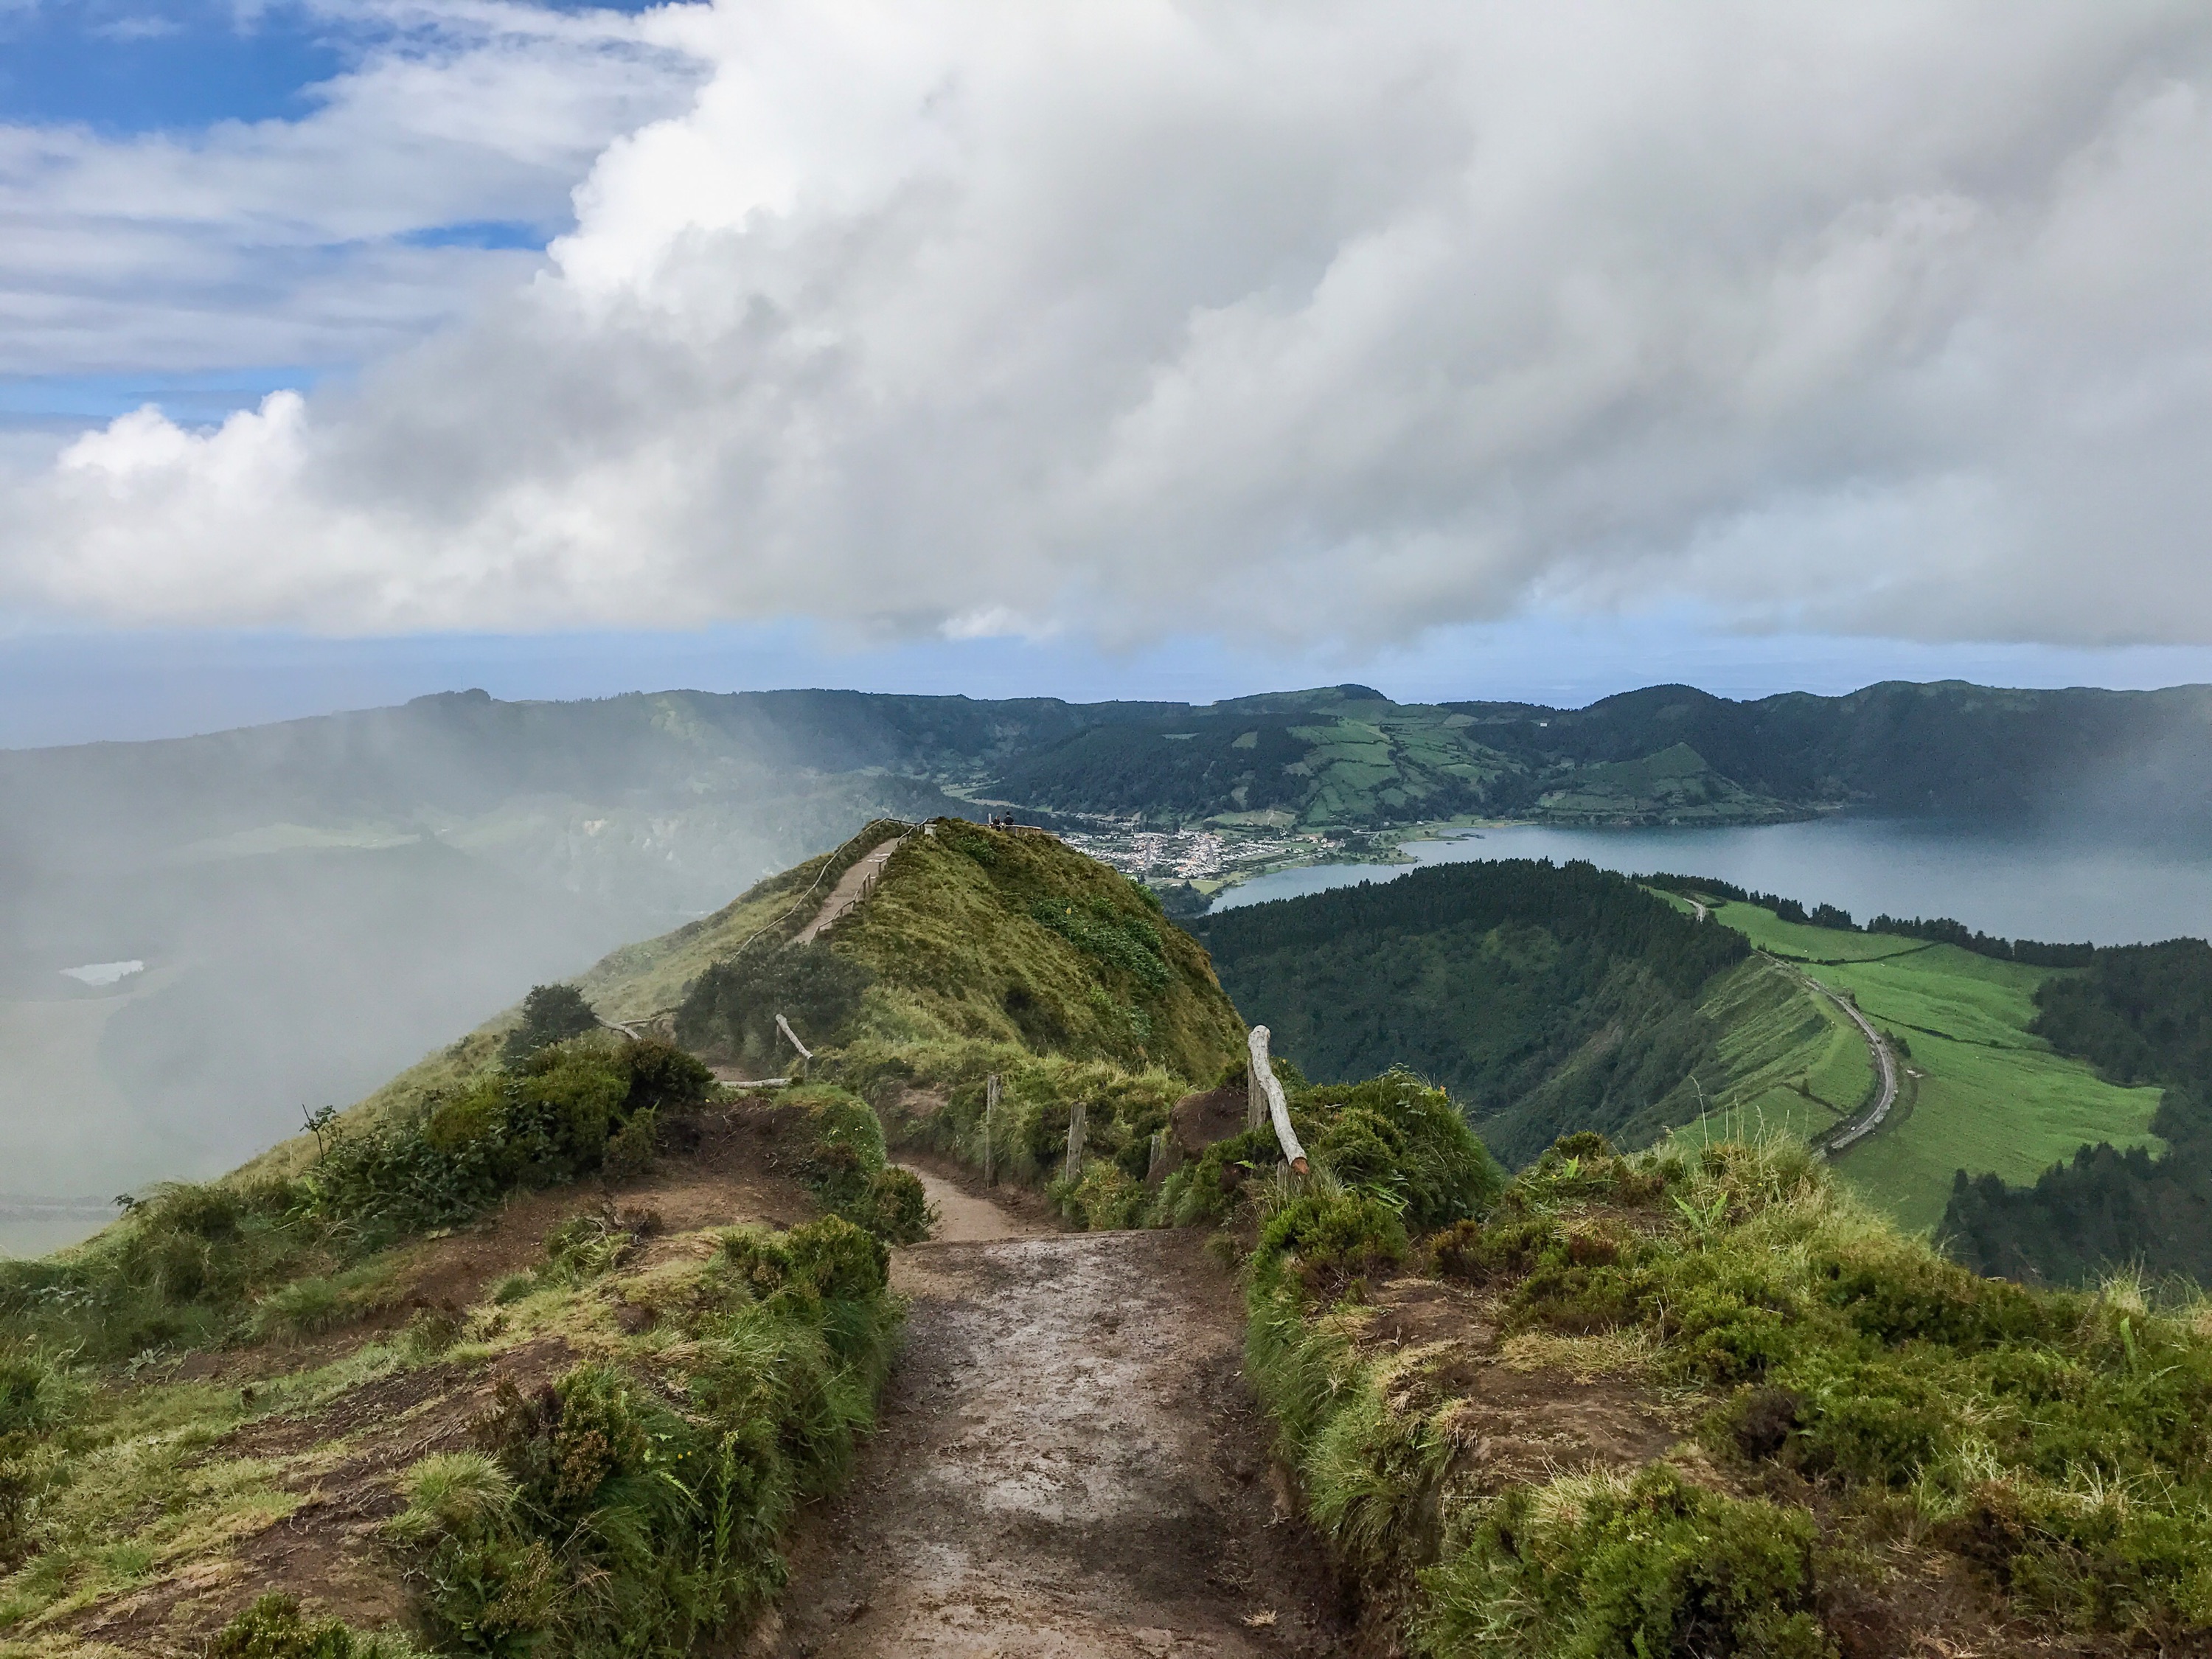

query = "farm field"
[[1706, 902, 2164, 1232], [1678, 953, 1873, 1144]]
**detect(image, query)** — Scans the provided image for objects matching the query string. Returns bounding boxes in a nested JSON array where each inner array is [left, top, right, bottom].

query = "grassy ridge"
[[1705, 902, 2163, 1231], [1676, 955, 1872, 1143], [832, 821, 1245, 1082], [1237, 1120, 2212, 1656]]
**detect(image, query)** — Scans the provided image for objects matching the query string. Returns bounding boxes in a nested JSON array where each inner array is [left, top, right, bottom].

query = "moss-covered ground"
[[1234, 1112, 2212, 1658]]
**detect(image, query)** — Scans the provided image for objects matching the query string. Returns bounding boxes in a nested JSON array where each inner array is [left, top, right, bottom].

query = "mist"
[[0, 687, 981, 1251]]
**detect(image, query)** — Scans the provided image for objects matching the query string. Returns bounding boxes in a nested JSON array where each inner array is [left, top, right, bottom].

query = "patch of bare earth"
[[764, 1223, 1349, 1658]]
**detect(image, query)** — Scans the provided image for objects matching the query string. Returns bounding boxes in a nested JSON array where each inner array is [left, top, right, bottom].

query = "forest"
[[1196, 859, 1747, 1165]]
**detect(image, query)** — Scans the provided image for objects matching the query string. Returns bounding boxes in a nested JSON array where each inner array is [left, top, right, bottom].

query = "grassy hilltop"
[[0, 816, 1251, 1655]]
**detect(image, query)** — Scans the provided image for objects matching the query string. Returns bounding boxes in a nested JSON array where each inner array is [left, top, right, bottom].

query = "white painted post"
[[984, 1072, 1001, 1186], [1247, 1026, 1310, 1175], [1064, 1100, 1088, 1184]]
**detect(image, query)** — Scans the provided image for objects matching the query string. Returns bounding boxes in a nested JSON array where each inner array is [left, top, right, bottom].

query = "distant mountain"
[[2, 675, 2205, 1223], [990, 679, 2212, 830]]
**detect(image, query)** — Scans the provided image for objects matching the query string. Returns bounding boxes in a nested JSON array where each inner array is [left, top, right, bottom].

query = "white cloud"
[[6, 0, 2212, 645], [0, 0, 703, 375]]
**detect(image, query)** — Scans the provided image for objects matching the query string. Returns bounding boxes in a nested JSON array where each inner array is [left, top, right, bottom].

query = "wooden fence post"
[[1248, 1047, 1267, 1132], [1247, 1026, 1310, 1175], [1064, 1100, 1088, 1185], [776, 1014, 812, 1081], [984, 1072, 1000, 1186], [1147, 1128, 1168, 1182]]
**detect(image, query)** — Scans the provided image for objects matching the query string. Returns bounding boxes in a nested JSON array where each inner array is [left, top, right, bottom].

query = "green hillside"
[[1946, 939, 2212, 1284], [0, 818, 1246, 1652], [1197, 860, 2163, 1234], [1697, 900, 2163, 1232], [1196, 860, 1848, 1166]]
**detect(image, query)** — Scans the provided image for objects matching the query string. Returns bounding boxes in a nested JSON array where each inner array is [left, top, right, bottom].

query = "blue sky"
[[2, 3, 2209, 749]]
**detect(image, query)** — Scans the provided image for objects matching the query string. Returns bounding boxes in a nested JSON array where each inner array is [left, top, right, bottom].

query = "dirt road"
[[765, 1177, 1346, 1658]]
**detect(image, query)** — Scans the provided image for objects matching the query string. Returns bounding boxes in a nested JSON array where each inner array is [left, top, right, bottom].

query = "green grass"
[[1704, 902, 2163, 1231], [1676, 957, 1872, 1143], [834, 821, 1245, 1082], [1240, 1128, 2212, 1658]]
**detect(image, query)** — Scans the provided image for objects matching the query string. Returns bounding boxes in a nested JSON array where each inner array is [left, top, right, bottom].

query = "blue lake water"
[[1214, 819, 2212, 946]]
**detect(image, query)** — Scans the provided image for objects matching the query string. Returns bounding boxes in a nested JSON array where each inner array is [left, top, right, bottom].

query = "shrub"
[[1299, 1071, 1506, 1230], [1422, 1465, 1833, 1659], [602, 1107, 660, 1180], [846, 1167, 934, 1245], [787, 1214, 891, 1303], [1027, 897, 1172, 992], [0, 1351, 77, 1441], [541, 1212, 636, 1282], [204, 1593, 411, 1659], [675, 942, 875, 1067], [503, 984, 601, 1065], [254, 1265, 396, 1340], [390, 1452, 517, 1545], [1256, 1193, 1408, 1296]]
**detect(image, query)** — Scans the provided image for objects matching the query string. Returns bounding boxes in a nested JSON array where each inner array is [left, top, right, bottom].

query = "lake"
[[1214, 818, 2212, 946]]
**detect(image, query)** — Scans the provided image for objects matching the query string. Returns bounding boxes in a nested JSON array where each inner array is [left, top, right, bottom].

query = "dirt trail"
[[796, 834, 905, 945], [767, 1199, 1345, 1658], [907, 1164, 1048, 1244]]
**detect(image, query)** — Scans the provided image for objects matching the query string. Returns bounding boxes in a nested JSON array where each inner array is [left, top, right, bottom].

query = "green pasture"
[[1703, 901, 2164, 1233], [1678, 956, 1873, 1144]]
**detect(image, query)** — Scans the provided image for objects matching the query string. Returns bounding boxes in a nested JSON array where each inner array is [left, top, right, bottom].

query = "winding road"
[[1770, 959, 1899, 1155]]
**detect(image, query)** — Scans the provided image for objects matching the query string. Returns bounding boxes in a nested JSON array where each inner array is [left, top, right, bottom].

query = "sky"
[[4, 0, 2212, 748]]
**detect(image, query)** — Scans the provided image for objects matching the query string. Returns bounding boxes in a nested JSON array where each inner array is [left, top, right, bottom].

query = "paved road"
[[1773, 959, 1899, 1154]]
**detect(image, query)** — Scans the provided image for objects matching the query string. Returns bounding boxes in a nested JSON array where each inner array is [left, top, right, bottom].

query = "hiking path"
[[764, 1161, 1346, 1658]]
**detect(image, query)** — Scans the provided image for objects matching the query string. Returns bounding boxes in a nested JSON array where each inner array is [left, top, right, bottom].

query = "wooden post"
[[1064, 1100, 1088, 1184], [1248, 1049, 1267, 1132], [776, 1014, 812, 1081], [1247, 1026, 1310, 1175], [1147, 1127, 1168, 1182], [984, 1072, 1000, 1186]]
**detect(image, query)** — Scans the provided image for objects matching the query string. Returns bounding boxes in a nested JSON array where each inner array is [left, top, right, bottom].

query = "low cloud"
[[7, 0, 2212, 646]]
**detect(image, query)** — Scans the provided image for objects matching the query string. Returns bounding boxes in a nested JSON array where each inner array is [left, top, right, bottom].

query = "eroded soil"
[[765, 1220, 1348, 1658]]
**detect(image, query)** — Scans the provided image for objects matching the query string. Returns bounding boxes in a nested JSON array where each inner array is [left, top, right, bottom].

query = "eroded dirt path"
[[796, 834, 905, 945], [766, 1208, 1346, 1658]]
